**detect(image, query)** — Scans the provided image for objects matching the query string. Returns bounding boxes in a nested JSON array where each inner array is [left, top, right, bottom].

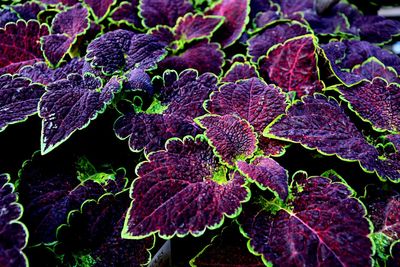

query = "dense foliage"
[[1, 0, 400, 266]]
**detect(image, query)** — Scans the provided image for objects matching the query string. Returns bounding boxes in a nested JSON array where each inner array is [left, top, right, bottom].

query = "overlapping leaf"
[[337, 78, 400, 133], [109, 0, 141, 29], [237, 156, 288, 200], [190, 224, 264, 267], [351, 57, 400, 83], [221, 62, 258, 83], [39, 73, 121, 154], [41, 4, 89, 66], [86, 30, 167, 75], [18, 152, 126, 245], [84, 0, 115, 22], [322, 40, 400, 85], [0, 74, 45, 132], [122, 135, 250, 239], [56, 192, 153, 267], [0, 20, 49, 75], [158, 41, 224, 75], [140, 0, 193, 28], [0, 174, 28, 267], [195, 114, 258, 166], [114, 69, 218, 153], [239, 172, 373, 266], [259, 35, 323, 97], [248, 22, 310, 63], [205, 0, 250, 48], [264, 94, 400, 182]]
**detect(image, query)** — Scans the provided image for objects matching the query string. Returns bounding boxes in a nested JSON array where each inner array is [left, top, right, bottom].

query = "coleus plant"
[[0, 0, 400, 266]]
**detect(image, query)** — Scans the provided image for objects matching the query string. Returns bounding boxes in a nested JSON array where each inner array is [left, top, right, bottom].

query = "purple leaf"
[[109, 0, 141, 29], [0, 8, 18, 28], [195, 114, 258, 166], [12, 2, 43, 21], [206, 0, 250, 48], [337, 78, 400, 133], [86, 30, 167, 75], [19, 58, 85, 85], [56, 192, 153, 267], [363, 185, 400, 241], [206, 77, 288, 133], [237, 156, 288, 200], [248, 22, 309, 63], [0, 74, 45, 131], [352, 57, 400, 83], [122, 135, 250, 238], [303, 11, 351, 36], [263, 94, 400, 181], [42, 4, 89, 66], [123, 68, 153, 94], [221, 62, 258, 83], [353, 15, 400, 44], [158, 41, 224, 75], [42, 0, 79, 5], [0, 174, 28, 267], [150, 25, 175, 46], [0, 20, 49, 75], [190, 224, 264, 267], [239, 172, 373, 266], [322, 40, 400, 86], [18, 152, 127, 245], [253, 4, 280, 28], [114, 69, 218, 153], [84, 0, 115, 22], [258, 136, 287, 157], [273, 0, 314, 15], [39, 73, 121, 154], [259, 35, 324, 97], [140, 0, 193, 28], [174, 13, 223, 44]]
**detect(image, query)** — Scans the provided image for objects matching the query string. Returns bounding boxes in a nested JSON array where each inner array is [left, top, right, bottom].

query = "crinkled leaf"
[[109, 1, 141, 29], [190, 224, 264, 267], [353, 15, 400, 44], [122, 136, 250, 239], [86, 30, 167, 75], [352, 58, 400, 84], [174, 13, 223, 43], [221, 62, 258, 83], [19, 58, 84, 85], [123, 68, 153, 94], [56, 192, 153, 267], [158, 41, 223, 75], [206, 0, 250, 48], [264, 94, 381, 176], [0, 20, 49, 75], [237, 156, 288, 200], [140, 0, 193, 28], [115, 69, 218, 152], [84, 0, 115, 21], [150, 25, 175, 46], [39, 73, 121, 154], [12, 2, 43, 21], [114, 113, 199, 153], [42, 4, 89, 66], [206, 77, 288, 133], [0, 174, 28, 267], [195, 114, 257, 166], [248, 22, 310, 63], [0, 74, 45, 132], [322, 40, 400, 85], [42, 0, 79, 5], [259, 35, 323, 97], [239, 172, 373, 266], [337, 78, 400, 133], [258, 136, 287, 157], [249, 0, 273, 20], [18, 152, 126, 245]]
